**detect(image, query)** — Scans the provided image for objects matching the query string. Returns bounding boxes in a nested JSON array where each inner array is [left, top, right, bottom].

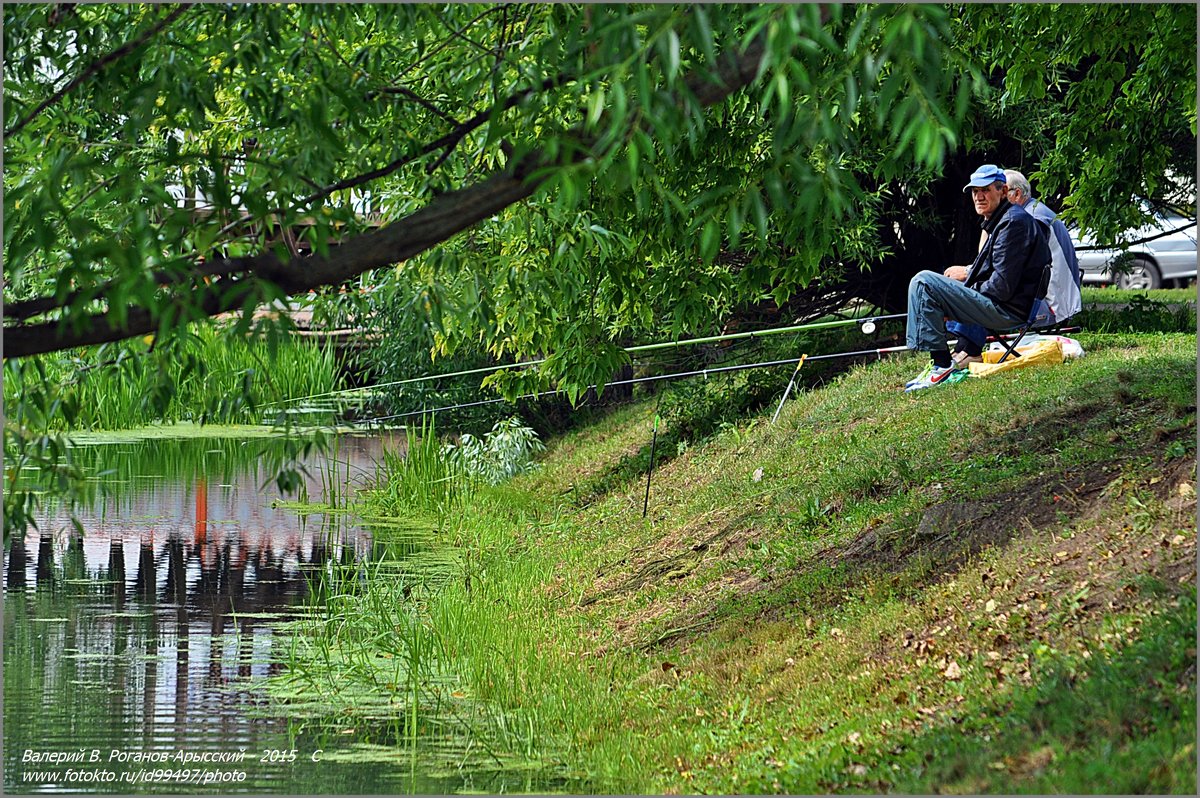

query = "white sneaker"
[[904, 364, 957, 392], [904, 363, 933, 389]]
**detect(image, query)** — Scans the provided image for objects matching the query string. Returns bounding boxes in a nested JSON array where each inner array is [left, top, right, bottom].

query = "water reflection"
[[2, 431, 437, 794]]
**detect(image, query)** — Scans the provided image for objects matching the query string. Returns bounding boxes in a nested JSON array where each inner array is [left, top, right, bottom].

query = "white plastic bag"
[[987, 333, 1084, 359]]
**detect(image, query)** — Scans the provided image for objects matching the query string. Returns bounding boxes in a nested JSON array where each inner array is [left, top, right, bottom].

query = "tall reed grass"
[[366, 417, 473, 522], [3, 324, 344, 431], [276, 485, 633, 788], [274, 416, 593, 783]]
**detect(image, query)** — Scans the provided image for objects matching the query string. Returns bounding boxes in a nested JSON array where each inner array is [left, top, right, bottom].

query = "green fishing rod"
[[355, 342, 913, 426], [350, 326, 1081, 428], [262, 313, 906, 408]]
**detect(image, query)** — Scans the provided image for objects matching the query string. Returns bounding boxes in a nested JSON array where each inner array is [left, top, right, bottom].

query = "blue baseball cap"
[[962, 164, 1007, 192]]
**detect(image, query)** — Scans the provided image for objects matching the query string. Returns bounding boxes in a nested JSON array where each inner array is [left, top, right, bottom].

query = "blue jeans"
[[906, 271, 1024, 352], [946, 320, 986, 351]]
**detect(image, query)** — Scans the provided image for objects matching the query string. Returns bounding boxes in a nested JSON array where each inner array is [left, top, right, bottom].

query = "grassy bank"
[[1073, 291, 1196, 335], [277, 331, 1196, 793]]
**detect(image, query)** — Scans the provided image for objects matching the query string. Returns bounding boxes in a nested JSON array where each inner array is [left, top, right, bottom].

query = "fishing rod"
[[349, 326, 1081, 428], [261, 312, 907, 408]]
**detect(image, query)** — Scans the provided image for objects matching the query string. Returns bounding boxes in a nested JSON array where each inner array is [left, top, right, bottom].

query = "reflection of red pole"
[[195, 478, 208, 544]]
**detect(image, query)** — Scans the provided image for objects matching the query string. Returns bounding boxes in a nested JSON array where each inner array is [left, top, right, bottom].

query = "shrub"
[[444, 416, 546, 485]]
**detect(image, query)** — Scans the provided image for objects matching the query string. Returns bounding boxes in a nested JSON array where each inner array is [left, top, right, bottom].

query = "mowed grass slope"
[[289, 332, 1197, 793]]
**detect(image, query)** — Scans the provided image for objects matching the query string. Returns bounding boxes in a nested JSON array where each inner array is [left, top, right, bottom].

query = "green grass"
[[3, 323, 344, 431], [272, 331, 1197, 793], [1073, 294, 1195, 333], [875, 594, 1196, 794], [1081, 286, 1196, 305]]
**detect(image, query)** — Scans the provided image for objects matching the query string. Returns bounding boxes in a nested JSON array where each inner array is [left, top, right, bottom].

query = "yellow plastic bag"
[[969, 340, 1063, 378]]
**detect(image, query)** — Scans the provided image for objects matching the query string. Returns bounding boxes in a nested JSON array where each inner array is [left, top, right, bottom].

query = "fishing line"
[[261, 313, 906, 408], [346, 327, 1079, 428]]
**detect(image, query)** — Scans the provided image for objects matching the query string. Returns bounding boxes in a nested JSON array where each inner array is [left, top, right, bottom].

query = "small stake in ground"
[[643, 392, 666, 518], [771, 354, 808, 424]]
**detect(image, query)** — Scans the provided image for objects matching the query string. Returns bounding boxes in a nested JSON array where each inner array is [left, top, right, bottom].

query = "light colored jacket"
[[1022, 197, 1082, 322]]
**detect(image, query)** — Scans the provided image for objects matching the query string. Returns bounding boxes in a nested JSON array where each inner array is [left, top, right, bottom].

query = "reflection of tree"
[[134, 538, 156, 599], [18, 492, 372, 618], [108, 538, 125, 606], [4, 433, 396, 778], [6, 535, 28, 590], [36, 534, 53, 582], [175, 602, 189, 725], [63, 533, 85, 582]]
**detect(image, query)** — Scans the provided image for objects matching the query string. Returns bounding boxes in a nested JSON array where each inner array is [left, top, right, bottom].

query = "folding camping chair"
[[987, 261, 1053, 363]]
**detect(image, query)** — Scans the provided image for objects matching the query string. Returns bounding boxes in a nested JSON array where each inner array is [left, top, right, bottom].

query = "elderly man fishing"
[[903, 164, 1051, 391], [940, 168, 1084, 370]]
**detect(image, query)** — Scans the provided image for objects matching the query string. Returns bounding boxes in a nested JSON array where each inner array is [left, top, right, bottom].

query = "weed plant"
[[364, 415, 545, 520], [444, 416, 547, 485], [2, 324, 343, 431]]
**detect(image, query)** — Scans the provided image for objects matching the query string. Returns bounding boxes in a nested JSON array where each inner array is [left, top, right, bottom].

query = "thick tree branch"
[[11, 74, 560, 326], [4, 169, 542, 356], [5, 4, 190, 137], [4, 32, 773, 358], [4, 257, 246, 324], [1072, 219, 1197, 252]]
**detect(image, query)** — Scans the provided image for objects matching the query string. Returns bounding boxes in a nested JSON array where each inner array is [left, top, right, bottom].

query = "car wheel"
[[1117, 257, 1161, 290]]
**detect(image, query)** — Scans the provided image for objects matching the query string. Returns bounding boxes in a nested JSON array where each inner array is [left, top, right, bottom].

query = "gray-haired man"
[[903, 164, 1051, 391]]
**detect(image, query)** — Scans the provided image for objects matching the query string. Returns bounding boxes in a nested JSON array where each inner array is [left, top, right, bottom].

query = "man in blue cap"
[[903, 163, 1051, 391]]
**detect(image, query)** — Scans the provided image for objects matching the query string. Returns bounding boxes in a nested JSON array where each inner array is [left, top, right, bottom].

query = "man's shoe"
[[952, 351, 983, 369], [904, 363, 933, 389], [904, 364, 957, 392]]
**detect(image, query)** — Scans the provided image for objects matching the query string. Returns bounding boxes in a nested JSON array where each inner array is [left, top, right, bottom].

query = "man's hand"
[[943, 265, 969, 282]]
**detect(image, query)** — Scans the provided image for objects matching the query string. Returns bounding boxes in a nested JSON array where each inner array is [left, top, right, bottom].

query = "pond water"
[[2, 429, 563, 795]]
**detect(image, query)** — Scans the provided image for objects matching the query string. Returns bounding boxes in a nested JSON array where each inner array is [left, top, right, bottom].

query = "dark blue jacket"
[[965, 198, 1051, 319]]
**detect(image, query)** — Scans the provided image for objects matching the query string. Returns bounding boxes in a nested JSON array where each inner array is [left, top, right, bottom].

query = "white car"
[[1069, 211, 1197, 289]]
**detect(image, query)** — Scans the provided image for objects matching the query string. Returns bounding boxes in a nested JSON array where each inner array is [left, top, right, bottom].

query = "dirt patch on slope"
[[815, 461, 1116, 580], [579, 505, 751, 607]]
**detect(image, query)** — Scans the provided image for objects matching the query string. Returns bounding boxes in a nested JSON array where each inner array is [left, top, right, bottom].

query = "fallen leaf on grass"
[[943, 661, 962, 681]]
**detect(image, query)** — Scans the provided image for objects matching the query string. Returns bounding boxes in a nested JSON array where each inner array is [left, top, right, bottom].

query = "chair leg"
[[994, 327, 1030, 363]]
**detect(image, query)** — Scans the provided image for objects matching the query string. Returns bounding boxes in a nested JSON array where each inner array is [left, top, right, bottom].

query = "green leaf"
[[699, 219, 719, 264]]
